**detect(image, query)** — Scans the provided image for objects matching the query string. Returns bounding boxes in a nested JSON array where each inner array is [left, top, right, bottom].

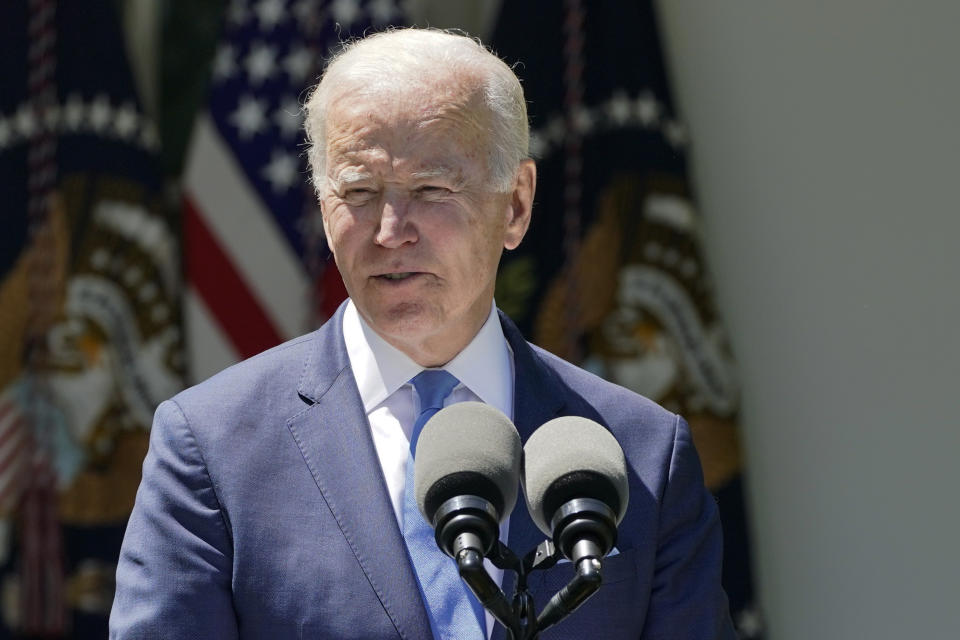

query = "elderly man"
[[111, 28, 736, 639]]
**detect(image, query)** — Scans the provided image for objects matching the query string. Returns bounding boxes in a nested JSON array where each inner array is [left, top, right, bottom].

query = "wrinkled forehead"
[[330, 69, 489, 127], [324, 79, 493, 171]]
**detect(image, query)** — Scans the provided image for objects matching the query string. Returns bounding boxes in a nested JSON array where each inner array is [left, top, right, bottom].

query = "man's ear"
[[504, 159, 536, 250]]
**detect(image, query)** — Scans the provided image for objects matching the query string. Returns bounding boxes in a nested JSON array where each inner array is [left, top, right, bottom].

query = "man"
[[111, 28, 736, 639]]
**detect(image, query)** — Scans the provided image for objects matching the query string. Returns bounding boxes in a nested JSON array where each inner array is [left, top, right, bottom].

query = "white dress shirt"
[[342, 300, 514, 637]]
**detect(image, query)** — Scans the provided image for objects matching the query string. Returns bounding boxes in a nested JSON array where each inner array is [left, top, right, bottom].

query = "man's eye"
[[343, 188, 376, 201], [416, 185, 449, 196]]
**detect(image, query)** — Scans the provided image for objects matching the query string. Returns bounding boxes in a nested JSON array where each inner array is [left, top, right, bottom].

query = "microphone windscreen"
[[414, 402, 522, 524], [522, 416, 629, 535]]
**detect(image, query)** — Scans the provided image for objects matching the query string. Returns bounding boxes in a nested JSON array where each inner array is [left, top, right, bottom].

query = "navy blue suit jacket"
[[110, 305, 736, 639]]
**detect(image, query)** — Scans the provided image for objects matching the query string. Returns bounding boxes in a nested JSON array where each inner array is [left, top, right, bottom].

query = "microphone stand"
[[433, 495, 611, 639], [454, 536, 525, 639], [529, 541, 604, 634], [455, 538, 605, 640]]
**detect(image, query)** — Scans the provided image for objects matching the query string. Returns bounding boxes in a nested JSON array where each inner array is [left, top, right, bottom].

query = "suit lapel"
[[495, 311, 567, 638], [287, 304, 432, 640], [287, 307, 569, 640]]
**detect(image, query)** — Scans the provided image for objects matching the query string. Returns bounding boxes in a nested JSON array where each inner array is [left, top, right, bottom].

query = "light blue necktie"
[[402, 370, 486, 640]]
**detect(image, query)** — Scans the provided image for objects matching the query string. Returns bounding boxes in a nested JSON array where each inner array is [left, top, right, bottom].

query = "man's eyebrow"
[[410, 168, 465, 187], [328, 168, 372, 190]]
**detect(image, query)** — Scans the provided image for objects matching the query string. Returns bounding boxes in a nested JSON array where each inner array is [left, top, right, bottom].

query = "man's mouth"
[[379, 272, 416, 280]]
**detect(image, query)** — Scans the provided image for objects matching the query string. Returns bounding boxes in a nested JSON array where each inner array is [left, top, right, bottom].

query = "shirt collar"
[[342, 299, 513, 417], [444, 306, 513, 419]]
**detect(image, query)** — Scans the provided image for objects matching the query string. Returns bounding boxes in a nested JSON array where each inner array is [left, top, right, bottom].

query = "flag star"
[[574, 105, 594, 135], [254, 0, 286, 30], [607, 91, 633, 126], [331, 0, 360, 27], [14, 104, 38, 138], [88, 94, 113, 133], [663, 119, 688, 148], [636, 91, 661, 127], [274, 98, 303, 138], [245, 42, 278, 84], [369, 0, 397, 24], [229, 95, 268, 139], [262, 150, 299, 192], [0, 117, 12, 148], [283, 45, 314, 84], [63, 94, 85, 131], [546, 115, 566, 143], [213, 44, 239, 81], [114, 103, 140, 139]]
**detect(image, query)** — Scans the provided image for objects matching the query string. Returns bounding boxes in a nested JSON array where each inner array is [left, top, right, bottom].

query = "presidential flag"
[[183, 0, 404, 383], [491, 1, 764, 636], [0, 0, 184, 636]]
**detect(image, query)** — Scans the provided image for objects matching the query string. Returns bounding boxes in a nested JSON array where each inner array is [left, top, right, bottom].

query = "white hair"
[[303, 28, 530, 193]]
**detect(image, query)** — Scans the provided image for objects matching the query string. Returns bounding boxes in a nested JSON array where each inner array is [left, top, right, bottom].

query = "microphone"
[[413, 401, 524, 635], [522, 416, 629, 631], [414, 401, 522, 555]]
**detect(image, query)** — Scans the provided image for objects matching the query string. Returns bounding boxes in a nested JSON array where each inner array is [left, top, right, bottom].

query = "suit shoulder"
[[528, 342, 680, 437], [172, 331, 318, 418]]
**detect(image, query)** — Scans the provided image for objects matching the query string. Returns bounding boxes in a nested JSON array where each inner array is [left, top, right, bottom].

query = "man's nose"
[[373, 195, 417, 248]]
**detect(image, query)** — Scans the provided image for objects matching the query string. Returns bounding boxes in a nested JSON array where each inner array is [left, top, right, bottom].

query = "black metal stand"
[[455, 537, 606, 639], [433, 494, 617, 640]]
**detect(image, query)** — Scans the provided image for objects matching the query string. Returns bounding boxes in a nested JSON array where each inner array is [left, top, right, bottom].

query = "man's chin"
[[364, 302, 436, 341]]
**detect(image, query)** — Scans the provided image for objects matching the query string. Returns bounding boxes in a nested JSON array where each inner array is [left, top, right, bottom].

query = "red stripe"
[[0, 427, 27, 474], [0, 439, 27, 511], [317, 259, 348, 320], [0, 413, 23, 452], [184, 196, 284, 359]]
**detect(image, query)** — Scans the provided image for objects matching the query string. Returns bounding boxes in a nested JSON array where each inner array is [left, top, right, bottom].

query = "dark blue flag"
[[491, 1, 763, 636], [0, 1, 183, 636]]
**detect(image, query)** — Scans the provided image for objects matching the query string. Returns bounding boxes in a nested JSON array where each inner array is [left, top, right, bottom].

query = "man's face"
[[320, 84, 534, 366]]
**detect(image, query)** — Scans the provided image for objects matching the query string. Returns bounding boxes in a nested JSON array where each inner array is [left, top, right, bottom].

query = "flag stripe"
[[184, 287, 242, 384], [0, 402, 20, 447], [184, 196, 284, 359], [181, 2, 391, 379], [0, 426, 27, 472], [0, 421, 27, 512], [0, 398, 27, 513], [184, 115, 311, 339]]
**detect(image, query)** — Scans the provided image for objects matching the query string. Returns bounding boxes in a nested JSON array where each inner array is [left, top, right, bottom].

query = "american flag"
[[183, 0, 403, 383]]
